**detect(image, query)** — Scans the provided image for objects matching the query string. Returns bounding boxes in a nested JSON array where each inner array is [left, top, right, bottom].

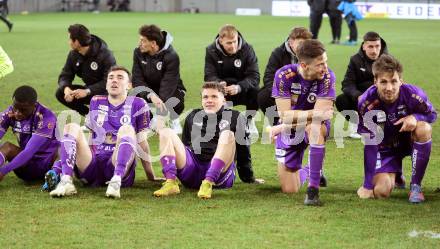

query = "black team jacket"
[[182, 107, 256, 183], [262, 40, 298, 91], [341, 37, 388, 102], [132, 31, 186, 101], [204, 32, 260, 92], [58, 34, 116, 95]]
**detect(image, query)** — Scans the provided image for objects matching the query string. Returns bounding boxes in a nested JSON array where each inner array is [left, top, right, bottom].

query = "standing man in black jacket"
[[132, 24, 186, 134], [258, 27, 313, 126], [308, 0, 342, 43], [56, 24, 116, 116], [204, 24, 263, 184]]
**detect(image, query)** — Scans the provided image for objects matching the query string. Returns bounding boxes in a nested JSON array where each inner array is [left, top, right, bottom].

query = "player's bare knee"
[[158, 128, 174, 140], [374, 183, 392, 198], [281, 183, 300, 194], [413, 121, 432, 142], [117, 124, 135, 138], [218, 130, 235, 145]]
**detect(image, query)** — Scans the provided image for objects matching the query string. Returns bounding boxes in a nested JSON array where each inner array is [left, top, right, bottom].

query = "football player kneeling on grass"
[[357, 54, 437, 203], [269, 39, 335, 206]]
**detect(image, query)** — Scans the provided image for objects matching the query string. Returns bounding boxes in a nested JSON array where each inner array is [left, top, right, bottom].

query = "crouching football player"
[[357, 55, 436, 203]]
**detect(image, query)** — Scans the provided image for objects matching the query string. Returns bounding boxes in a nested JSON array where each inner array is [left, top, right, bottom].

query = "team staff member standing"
[[204, 24, 263, 184], [308, 0, 342, 43], [56, 24, 116, 116], [132, 24, 186, 134]]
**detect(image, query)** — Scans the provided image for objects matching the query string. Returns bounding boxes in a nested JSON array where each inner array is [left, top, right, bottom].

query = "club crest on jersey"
[[219, 119, 230, 130], [234, 59, 242, 68], [156, 61, 163, 70], [307, 93, 317, 103], [90, 62, 98, 71], [120, 114, 131, 125], [291, 83, 301, 94]]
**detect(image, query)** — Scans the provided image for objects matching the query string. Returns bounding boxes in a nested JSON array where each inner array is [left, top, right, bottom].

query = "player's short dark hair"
[[372, 54, 403, 78], [289, 27, 312, 40], [296, 39, 326, 64], [202, 82, 226, 96], [108, 65, 132, 80], [68, 24, 92, 46], [363, 31, 381, 42], [13, 85, 37, 104], [139, 24, 164, 47]]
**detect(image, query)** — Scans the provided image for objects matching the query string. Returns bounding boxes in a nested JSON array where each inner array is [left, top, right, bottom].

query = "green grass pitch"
[[0, 12, 440, 248]]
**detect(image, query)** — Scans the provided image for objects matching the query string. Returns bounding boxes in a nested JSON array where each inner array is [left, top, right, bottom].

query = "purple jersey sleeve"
[[406, 85, 437, 123], [272, 65, 297, 99], [317, 70, 336, 100], [133, 97, 150, 132], [85, 96, 99, 129], [0, 135, 49, 175]]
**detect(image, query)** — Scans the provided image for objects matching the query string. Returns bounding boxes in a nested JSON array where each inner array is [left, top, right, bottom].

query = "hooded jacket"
[[262, 40, 298, 90], [341, 37, 388, 102], [58, 35, 116, 96], [204, 32, 260, 92], [132, 31, 186, 101]]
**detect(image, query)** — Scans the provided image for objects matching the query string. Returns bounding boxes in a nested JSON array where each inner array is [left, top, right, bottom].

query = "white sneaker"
[[106, 175, 122, 198], [170, 118, 182, 134], [349, 132, 362, 139], [50, 175, 77, 197]]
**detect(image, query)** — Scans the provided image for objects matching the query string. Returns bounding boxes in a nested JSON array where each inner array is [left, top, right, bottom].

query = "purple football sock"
[[205, 158, 225, 183], [411, 140, 432, 186], [52, 160, 62, 175], [299, 165, 309, 185], [160, 155, 177, 180], [0, 152, 5, 167], [60, 134, 77, 177], [115, 136, 136, 177], [308, 145, 325, 189]]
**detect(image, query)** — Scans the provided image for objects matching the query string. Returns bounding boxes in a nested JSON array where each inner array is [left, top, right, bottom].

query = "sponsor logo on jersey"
[[291, 83, 301, 94], [397, 105, 407, 116], [98, 105, 109, 112], [376, 111, 386, 123]]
